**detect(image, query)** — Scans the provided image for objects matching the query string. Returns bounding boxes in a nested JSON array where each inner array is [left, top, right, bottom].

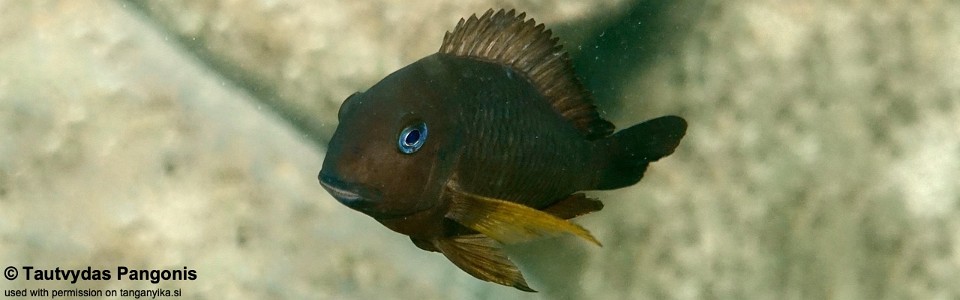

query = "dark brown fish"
[[318, 9, 686, 292]]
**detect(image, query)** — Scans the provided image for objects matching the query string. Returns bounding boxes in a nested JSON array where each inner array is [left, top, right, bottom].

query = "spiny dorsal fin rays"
[[439, 9, 615, 140], [445, 184, 602, 246]]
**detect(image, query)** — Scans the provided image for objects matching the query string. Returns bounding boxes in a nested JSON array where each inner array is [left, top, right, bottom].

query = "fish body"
[[318, 9, 686, 292]]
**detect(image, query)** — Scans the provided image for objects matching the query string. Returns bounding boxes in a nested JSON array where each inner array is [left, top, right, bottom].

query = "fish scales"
[[450, 58, 594, 208], [318, 9, 686, 292]]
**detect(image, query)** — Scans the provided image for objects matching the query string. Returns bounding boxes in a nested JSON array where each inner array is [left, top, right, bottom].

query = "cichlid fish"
[[318, 9, 686, 292]]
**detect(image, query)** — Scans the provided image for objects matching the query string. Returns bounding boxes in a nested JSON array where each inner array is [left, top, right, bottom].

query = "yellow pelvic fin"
[[445, 187, 602, 246], [435, 235, 535, 292]]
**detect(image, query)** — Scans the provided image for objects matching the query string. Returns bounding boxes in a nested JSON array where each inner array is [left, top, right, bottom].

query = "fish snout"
[[317, 171, 384, 214]]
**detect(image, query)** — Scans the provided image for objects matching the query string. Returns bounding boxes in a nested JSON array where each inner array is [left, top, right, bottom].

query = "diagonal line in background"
[[119, 0, 334, 148]]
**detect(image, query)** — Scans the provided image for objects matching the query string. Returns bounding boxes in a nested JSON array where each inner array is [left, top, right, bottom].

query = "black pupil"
[[404, 129, 420, 145]]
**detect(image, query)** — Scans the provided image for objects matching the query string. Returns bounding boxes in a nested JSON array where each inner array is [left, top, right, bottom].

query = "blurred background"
[[1, 0, 958, 299]]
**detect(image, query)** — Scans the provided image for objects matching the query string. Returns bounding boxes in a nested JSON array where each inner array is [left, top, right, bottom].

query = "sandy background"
[[1, 0, 958, 299]]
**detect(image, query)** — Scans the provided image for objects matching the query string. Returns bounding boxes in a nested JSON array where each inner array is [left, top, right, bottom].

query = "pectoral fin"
[[445, 186, 601, 246], [435, 235, 535, 292]]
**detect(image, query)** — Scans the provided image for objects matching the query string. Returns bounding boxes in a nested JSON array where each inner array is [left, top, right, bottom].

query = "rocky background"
[[1, 0, 958, 299]]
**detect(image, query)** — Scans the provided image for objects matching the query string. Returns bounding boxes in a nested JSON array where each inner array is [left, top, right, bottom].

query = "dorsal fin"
[[439, 9, 615, 139]]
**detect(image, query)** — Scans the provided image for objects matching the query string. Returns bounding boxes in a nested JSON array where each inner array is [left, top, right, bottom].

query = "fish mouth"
[[318, 176, 362, 204], [317, 172, 374, 209], [317, 171, 412, 219]]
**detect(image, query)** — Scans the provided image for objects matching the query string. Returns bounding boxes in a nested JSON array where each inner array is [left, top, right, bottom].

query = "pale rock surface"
[[1, 0, 958, 299]]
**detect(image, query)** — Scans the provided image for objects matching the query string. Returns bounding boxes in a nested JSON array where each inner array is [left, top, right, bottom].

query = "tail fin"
[[596, 115, 686, 190]]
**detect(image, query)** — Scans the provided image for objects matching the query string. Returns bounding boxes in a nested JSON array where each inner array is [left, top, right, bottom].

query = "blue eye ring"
[[398, 121, 428, 154]]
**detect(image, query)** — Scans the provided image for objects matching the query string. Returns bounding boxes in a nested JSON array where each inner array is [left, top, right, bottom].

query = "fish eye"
[[397, 121, 428, 154]]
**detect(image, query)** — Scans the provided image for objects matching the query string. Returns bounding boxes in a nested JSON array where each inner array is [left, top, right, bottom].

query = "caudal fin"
[[596, 115, 686, 190]]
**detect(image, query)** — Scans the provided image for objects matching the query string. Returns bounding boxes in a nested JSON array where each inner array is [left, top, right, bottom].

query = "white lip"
[[319, 180, 361, 202]]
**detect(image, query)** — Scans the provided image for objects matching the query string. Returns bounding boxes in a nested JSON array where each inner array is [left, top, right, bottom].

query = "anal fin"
[[446, 186, 601, 246], [435, 235, 535, 292], [541, 193, 604, 219], [411, 237, 440, 252]]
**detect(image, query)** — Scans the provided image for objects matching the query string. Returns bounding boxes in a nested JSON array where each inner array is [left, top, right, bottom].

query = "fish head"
[[319, 58, 458, 220]]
